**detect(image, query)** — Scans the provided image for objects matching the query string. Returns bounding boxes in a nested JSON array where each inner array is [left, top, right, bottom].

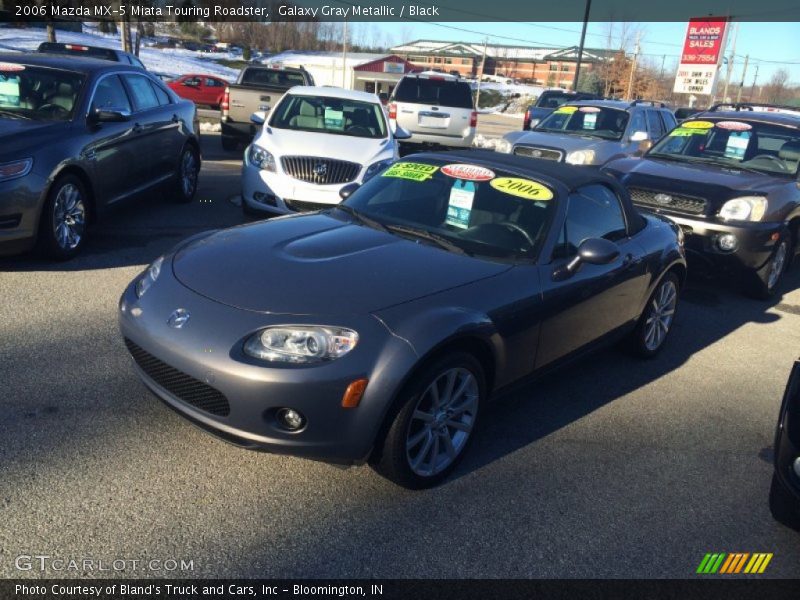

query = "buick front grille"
[[281, 156, 361, 185], [124, 338, 231, 417], [284, 199, 335, 213], [628, 188, 708, 215], [513, 145, 563, 161]]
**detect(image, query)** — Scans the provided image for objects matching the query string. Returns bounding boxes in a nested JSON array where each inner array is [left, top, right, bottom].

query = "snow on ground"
[[473, 134, 508, 150], [0, 24, 239, 80], [199, 121, 222, 133]]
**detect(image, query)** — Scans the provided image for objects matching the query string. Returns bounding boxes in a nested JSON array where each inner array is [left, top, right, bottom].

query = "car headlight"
[[247, 144, 275, 172], [244, 326, 359, 364], [565, 150, 596, 165], [718, 196, 768, 222], [135, 256, 164, 298], [495, 138, 513, 154], [0, 158, 33, 182], [363, 158, 393, 183]]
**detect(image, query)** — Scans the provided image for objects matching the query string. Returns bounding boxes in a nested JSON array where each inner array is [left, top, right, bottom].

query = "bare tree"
[[763, 69, 790, 104]]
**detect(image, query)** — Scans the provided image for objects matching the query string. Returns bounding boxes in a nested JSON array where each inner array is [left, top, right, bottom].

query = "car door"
[[203, 77, 224, 107], [535, 184, 649, 368], [84, 73, 141, 205], [122, 73, 182, 185], [178, 76, 202, 103]]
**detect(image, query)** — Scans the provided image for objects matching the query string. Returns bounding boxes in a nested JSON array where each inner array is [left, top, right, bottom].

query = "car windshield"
[[0, 63, 84, 121], [536, 106, 629, 140], [648, 119, 800, 177], [269, 94, 387, 139], [393, 78, 474, 109], [340, 159, 557, 260]]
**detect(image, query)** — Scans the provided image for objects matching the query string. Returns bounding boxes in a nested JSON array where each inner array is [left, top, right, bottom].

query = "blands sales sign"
[[673, 17, 729, 95]]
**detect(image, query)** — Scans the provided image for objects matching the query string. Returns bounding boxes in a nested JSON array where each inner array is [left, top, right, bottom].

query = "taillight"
[[470, 111, 477, 128], [65, 44, 88, 51], [388, 102, 397, 120], [221, 87, 230, 112]]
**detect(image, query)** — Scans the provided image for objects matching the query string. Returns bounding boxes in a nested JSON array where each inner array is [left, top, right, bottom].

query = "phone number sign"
[[674, 17, 728, 95]]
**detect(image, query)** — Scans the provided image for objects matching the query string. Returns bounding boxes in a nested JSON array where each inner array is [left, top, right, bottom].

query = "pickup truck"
[[220, 65, 315, 150]]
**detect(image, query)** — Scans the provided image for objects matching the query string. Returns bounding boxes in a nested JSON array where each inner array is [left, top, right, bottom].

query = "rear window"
[[240, 69, 307, 87], [394, 78, 474, 109]]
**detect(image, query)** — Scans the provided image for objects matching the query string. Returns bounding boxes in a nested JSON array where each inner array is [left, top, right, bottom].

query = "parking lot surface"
[[1, 133, 799, 579]]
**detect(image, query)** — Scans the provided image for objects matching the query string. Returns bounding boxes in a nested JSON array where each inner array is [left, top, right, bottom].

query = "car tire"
[[370, 352, 485, 489], [221, 135, 238, 151], [769, 473, 800, 530], [172, 144, 199, 203], [37, 175, 89, 261], [746, 231, 791, 300], [627, 272, 680, 358]]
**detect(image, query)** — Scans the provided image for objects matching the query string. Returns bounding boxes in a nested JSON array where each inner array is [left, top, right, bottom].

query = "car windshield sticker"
[[583, 112, 598, 129], [0, 76, 20, 106], [381, 162, 439, 182], [0, 63, 25, 72], [669, 127, 709, 137], [491, 177, 555, 201], [716, 120, 753, 131], [445, 180, 476, 229], [441, 164, 495, 181], [681, 120, 715, 130], [554, 106, 578, 114], [324, 108, 344, 129], [579, 106, 601, 113], [724, 131, 751, 160]]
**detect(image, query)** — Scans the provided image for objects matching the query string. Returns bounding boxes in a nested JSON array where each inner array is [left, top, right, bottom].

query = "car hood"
[[254, 127, 394, 166], [0, 119, 69, 163], [513, 131, 617, 155], [603, 156, 788, 211], [172, 214, 510, 315]]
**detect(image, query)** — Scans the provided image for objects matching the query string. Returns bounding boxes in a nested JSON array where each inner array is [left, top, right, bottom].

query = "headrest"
[[56, 82, 73, 95], [778, 141, 800, 163], [299, 102, 316, 117]]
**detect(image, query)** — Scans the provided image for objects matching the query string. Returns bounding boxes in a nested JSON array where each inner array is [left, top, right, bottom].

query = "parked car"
[[770, 358, 800, 530], [0, 54, 200, 259], [168, 74, 228, 109], [220, 64, 314, 150], [602, 105, 800, 298], [388, 73, 477, 149], [523, 89, 603, 130], [37, 42, 146, 70], [499, 100, 677, 166], [241, 86, 407, 214], [119, 150, 685, 488]]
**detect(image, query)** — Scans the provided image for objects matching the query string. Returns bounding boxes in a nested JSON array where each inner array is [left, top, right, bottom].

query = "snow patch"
[[199, 122, 221, 133], [472, 134, 504, 150]]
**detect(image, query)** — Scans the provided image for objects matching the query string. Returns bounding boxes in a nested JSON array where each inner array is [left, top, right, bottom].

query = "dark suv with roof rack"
[[602, 103, 800, 298]]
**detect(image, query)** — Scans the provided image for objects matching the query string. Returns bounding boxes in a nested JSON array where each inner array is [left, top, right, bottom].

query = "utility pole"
[[572, 0, 592, 91], [659, 54, 666, 99], [475, 37, 488, 110], [736, 54, 749, 104], [625, 31, 641, 101], [342, 20, 348, 88], [749, 64, 759, 102], [721, 22, 738, 102]]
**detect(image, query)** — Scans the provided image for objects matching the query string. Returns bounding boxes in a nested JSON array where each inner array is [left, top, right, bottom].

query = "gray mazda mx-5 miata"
[[119, 150, 686, 488]]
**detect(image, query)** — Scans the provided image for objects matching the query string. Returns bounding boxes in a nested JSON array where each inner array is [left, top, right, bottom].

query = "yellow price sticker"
[[669, 127, 709, 137], [554, 106, 579, 114], [490, 177, 554, 201], [681, 120, 715, 129]]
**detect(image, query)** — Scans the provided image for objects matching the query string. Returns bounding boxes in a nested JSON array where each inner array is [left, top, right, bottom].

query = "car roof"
[[691, 110, 800, 128], [0, 52, 136, 74], [288, 86, 380, 103]]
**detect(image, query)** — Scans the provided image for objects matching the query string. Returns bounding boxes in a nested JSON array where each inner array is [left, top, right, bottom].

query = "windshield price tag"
[[324, 108, 344, 129], [491, 177, 554, 201], [554, 106, 579, 114], [669, 127, 709, 137], [446, 180, 475, 229], [681, 120, 715, 130], [441, 164, 495, 181], [381, 162, 439, 182], [716, 120, 753, 131], [724, 131, 751, 159]]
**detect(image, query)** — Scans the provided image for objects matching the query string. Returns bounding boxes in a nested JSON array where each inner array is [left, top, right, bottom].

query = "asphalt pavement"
[[1, 132, 799, 579]]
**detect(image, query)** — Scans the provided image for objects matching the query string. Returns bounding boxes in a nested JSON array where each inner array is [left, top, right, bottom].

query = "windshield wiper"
[[387, 225, 470, 256], [0, 110, 31, 120], [334, 205, 391, 233]]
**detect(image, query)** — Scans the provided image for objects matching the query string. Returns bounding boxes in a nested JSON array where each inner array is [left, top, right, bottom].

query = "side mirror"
[[250, 111, 267, 125], [89, 106, 131, 123], [630, 130, 649, 143], [339, 183, 360, 200], [393, 125, 412, 140], [636, 139, 654, 156], [553, 238, 620, 280]]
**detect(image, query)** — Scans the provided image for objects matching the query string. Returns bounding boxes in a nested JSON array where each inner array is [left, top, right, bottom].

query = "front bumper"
[[118, 265, 417, 464], [0, 172, 48, 256], [402, 129, 476, 148], [634, 209, 783, 273]]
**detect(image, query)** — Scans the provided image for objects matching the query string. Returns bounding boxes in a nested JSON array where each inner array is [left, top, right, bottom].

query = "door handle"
[[133, 122, 142, 133], [623, 253, 642, 266]]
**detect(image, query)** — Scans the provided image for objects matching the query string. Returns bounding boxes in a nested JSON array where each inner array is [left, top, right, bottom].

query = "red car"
[[167, 74, 228, 109]]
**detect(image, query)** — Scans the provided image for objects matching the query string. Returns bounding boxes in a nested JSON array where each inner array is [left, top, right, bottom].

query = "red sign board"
[[680, 17, 728, 65]]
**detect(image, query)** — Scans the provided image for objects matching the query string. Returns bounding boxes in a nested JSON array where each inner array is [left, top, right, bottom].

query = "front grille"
[[513, 145, 563, 161], [284, 199, 335, 213], [124, 338, 230, 417], [628, 188, 708, 215], [281, 156, 361, 185]]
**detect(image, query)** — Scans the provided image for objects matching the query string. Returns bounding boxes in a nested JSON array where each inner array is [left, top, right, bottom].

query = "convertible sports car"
[[119, 150, 685, 488]]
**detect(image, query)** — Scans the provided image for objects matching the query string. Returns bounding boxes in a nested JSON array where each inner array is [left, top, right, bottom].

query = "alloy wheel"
[[52, 183, 86, 251], [767, 241, 788, 291], [644, 279, 677, 352], [181, 150, 198, 198]]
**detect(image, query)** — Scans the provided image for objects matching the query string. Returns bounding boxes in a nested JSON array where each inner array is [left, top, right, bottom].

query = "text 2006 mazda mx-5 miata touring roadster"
[[119, 150, 686, 488]]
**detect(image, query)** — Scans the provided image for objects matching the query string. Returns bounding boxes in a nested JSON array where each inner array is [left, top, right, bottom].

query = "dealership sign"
[[673, 17, 729, 95]]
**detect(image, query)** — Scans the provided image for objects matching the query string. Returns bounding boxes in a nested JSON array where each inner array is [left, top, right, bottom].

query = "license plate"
[[418, 114, 449, 129]]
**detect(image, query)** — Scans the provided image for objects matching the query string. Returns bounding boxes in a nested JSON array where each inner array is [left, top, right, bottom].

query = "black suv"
[[603, 104, 800, 298], [523, 89, 602, 130], [38, 42, 146, 70]]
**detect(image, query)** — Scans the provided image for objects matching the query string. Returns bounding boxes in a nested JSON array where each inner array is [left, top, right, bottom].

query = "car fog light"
[[717, 233, 738, 252], [253, 191, 266, 201], [277, 408, 305, 431], [793, 457, 800, 478]]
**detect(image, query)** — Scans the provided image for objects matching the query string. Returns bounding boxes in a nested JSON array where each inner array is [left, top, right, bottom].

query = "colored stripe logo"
[[697, 553, 773, 574]]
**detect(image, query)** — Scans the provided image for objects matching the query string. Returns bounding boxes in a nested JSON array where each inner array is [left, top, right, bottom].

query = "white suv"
[[242, 87, 404, 214], [388, 73, 477, 149]]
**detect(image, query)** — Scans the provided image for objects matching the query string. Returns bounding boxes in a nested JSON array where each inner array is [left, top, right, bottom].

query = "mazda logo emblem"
[[167, 309, 190, 329], [654, 193, 672, 205], [313, 163, 328, 178]]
